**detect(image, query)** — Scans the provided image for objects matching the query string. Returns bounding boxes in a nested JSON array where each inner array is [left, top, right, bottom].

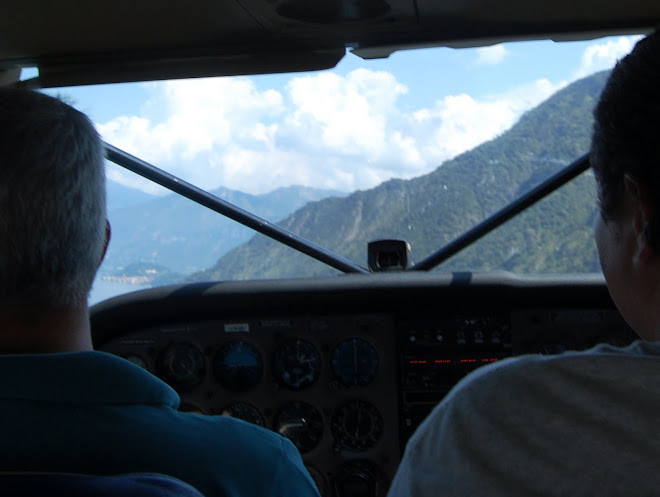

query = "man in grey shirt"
[[388, 31, 660, 496]]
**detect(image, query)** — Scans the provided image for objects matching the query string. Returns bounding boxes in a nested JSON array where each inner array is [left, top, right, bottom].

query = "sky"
[[47, 35, 643, 196]]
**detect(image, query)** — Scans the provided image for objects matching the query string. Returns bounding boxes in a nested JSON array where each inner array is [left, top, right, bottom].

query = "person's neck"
[[0, 305, 93, 354]]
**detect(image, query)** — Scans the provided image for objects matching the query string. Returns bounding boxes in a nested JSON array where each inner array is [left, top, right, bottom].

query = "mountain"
[[107, 179, 156, 211], [194, 71, 609, 281], [102, 185, 345, 281]]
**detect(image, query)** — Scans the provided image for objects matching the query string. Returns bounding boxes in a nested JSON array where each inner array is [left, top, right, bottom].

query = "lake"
[[89, 279, 149, 306]]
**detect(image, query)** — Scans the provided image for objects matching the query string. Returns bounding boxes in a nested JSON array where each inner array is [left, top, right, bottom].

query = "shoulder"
[[162, 413, 320, 497], [439, 339, 660, 404], [405, 339, 660, 463], [166, 410, 298, 457], [389, 341, 660, 496]]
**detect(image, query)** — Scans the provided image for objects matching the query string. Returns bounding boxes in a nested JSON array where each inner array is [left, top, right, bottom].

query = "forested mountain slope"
[[104, 185, 344, 278], [194, 71, 609, 280]]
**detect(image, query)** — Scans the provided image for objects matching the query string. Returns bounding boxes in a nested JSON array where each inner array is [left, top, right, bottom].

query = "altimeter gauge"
[[272, 338, 321, 390], [331, 400, 383, 451]]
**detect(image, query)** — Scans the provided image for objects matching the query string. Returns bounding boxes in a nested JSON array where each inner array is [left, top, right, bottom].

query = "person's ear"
[[99, 219, 111, 267], [624, 175, 654, 265]]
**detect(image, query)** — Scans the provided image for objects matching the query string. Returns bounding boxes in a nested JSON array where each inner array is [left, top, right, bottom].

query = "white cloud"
[[426, 94, 514, 159], [96, 59, 565, 196], [98, 77, 284, 191], [105, 163, 169, 196], [284, 69, 407, 156], [99, 69, 419, 194], [499, 78, 568, 114], [411, 78, 565, 165], [574, 35, 643, 79], [475, 45, 509, 65]]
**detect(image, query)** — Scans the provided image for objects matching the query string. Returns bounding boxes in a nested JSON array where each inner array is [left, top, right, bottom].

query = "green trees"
[[196, 71, 610, 281]]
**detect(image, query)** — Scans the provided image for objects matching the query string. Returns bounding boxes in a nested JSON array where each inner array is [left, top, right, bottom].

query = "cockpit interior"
[[2, 1, 659, 495]]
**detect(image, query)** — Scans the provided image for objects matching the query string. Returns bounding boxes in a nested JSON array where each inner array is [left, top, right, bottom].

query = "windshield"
[[42, 35, 641, 304]]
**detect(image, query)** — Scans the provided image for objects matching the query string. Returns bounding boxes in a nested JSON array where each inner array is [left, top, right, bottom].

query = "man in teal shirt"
[[0, 88, 320, 497]]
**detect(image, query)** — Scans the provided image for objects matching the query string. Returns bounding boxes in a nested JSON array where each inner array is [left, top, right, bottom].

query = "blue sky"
[[46, 35, 642, 196]]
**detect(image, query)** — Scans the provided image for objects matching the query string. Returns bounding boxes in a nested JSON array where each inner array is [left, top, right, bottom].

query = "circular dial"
[[333, 460, 384, 497], [214, 340, 263, 392], [221, 402, 265, 427], [332, 400, 383, 452], [274, 401, 324, 453], [271, 339, 321, 390], [156, 342, 205, 392], [331, 338, 379, 386]]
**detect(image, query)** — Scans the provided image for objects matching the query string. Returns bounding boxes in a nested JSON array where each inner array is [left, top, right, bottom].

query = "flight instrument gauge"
[[271, 339, 321, 390], [156, 343, 205, 392], [274, 401, 324, 453], [333, 460, 385, 497], [221, 402, 265, 427], [331, 337, 379, 386], [214, 340, 263, 392], [331, 400, 383, 452]]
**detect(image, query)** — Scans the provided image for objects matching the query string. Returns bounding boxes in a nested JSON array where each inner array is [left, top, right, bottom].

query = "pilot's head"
[[0, 88, 107, 311], [591, 31, 660, 339]]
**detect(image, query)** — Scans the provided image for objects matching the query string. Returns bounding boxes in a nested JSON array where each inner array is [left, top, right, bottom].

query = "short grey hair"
[[0, 88, 106, 309]]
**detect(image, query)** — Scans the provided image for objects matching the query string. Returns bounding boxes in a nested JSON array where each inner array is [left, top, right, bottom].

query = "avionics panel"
[[101, 314, 399, 497], [93, 274, 639, 497], [397, 307, 636, 448], [398, 313, 512, 444]]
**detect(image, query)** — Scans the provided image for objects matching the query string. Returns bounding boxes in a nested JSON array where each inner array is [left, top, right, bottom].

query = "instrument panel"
[[101, 314, 400, 497], [93, 273, 638, 497]]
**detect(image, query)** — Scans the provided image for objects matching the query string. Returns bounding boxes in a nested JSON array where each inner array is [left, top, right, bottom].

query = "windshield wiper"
[[412, 153, 591, 271], [104, 143, 369, 275]]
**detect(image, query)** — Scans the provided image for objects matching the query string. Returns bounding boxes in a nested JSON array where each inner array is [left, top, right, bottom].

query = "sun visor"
[[0, 69, 21, 86], [31, 48, 346, 88]]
